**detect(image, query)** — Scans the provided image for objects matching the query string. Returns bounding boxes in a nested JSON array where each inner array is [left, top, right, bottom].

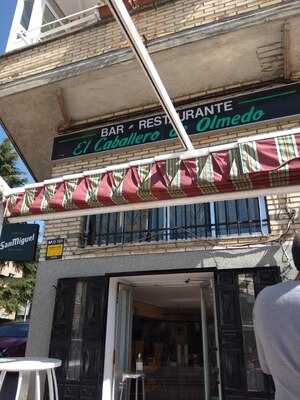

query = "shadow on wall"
[[192, 243, 285, 270]]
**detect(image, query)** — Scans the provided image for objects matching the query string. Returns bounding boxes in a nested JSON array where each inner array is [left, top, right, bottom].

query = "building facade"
[[2, 0, 300, 399], [6, 0, 65, 52]]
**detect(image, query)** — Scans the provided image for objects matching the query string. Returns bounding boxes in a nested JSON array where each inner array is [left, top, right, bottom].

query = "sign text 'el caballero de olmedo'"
[[52, 83, 300, 160], [0, 223, 39, 262]]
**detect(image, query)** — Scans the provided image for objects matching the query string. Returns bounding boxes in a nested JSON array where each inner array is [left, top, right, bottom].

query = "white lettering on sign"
[[139, 115, 169, 130], [100, 125, 124, 137], [180, 101, 233, 122], [0, 234, 35, 250], [138, 101, 234, 129]]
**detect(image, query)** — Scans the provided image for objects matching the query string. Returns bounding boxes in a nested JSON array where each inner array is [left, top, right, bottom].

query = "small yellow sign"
[[46, 239, 64, 260]]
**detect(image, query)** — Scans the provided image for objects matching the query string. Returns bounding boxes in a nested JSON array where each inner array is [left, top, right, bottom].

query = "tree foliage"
[[0, 262, 37, 314], [0, 138, 34, 314], [0, 138, 26, 187]]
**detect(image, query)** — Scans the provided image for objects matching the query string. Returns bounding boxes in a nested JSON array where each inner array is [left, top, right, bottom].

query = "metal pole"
[[200, 286, 210, 400], [104, 0, 195, 152], [23, 300, 30, 322], [211, 278, 223, 400], [0, 177, 9, 234]]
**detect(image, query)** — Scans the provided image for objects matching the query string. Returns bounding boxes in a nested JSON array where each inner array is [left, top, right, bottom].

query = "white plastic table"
[[120, 372, 145, 400], [0, 357, 61, 400]]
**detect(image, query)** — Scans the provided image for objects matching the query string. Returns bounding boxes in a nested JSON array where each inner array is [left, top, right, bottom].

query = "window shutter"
[[215, 267, 280, 400], [48, 277, 108, 400], [215, 270, 246, 398]]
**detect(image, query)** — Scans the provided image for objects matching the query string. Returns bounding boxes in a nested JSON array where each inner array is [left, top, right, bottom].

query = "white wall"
[[6, 0, 47, 52], [0, 177, 10, 234]]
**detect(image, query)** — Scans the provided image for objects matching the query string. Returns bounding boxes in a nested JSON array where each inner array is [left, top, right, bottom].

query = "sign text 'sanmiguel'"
[[0, 224, 39, 262]]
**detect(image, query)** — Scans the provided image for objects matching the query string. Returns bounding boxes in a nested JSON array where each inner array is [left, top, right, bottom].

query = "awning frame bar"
[[7, 184, 300, 223], [105, 0, 195, 152]]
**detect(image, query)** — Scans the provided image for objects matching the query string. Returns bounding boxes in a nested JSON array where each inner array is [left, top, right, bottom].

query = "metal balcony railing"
[[81, 198, 270, 247], [17, 5, 102, 47]]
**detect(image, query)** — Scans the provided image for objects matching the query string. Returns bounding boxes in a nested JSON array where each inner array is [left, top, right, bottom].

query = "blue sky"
[[0, 1, 16, 53], [0, 0, 34, 184], [0, 1, 44, 238]]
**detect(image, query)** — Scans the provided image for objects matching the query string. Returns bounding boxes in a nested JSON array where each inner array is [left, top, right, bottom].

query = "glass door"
[[111, 273, 220, 400], [113, 284, 133, 399]]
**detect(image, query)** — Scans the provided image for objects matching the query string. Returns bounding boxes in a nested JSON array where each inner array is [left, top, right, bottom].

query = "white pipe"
[[200, 287, 210, 400], [105, 0, 195, 151], [7, 183, 300, 223], [237, 126, 300, 144], [102, 279, 118, 400]]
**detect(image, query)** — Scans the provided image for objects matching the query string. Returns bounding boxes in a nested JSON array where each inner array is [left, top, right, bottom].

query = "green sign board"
[[52, 83, 300, 160]]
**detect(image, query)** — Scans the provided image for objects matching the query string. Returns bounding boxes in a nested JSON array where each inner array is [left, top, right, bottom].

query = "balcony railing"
[[81, 198, 270, 247], [15, 1, 155, 49], [17, 6, 102, 47]]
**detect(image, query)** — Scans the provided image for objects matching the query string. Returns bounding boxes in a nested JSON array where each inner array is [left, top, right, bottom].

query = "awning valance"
[[4, 128, 300, 222]]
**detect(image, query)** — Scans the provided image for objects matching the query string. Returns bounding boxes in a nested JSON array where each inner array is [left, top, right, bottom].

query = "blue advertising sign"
[[0, 224, 39, 262]]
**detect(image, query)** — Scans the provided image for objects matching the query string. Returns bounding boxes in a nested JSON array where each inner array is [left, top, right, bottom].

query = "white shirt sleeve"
[[253, 302, 271, 375]]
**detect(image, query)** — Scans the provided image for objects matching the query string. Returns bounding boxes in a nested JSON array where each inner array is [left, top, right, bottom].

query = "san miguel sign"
[[52, 83, 300, 160], [0, 224, 39, 262]]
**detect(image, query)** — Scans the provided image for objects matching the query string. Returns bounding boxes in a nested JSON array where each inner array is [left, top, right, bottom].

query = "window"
[[82, 197, 269, 247], [238, 274, 265, 392], [66, 282, 87, 381], [20, 0, 34, 30], [214, 197, 268, 237], [41, 4, 58, 33]]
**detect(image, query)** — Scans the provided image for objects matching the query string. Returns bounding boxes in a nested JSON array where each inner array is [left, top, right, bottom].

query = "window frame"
[[41, 1, 63, 33], [20, 0, 35, 31], [82, 197, 269, 248]]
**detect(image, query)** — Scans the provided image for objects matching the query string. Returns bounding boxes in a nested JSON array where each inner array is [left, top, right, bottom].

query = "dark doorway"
[[216, 267, 280, 400], [113, 272, 220, 400]]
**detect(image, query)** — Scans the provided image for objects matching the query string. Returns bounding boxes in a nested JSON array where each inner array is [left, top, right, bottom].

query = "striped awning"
[[4, 129, 300, 221]]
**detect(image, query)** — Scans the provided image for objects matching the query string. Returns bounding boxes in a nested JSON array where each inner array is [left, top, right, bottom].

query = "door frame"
[[101, 267, 220, 400]]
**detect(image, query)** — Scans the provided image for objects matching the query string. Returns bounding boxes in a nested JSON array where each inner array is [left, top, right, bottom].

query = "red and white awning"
[[4, 128, 300, 222]]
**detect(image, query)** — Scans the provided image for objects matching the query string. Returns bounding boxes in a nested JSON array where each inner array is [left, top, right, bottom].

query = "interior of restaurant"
[[113, 273, 219, 400]]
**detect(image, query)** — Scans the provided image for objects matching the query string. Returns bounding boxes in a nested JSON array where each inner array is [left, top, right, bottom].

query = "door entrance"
[[216, 267, 281, 400], [46, 267, 281, 400], [112, 272, 220, 400]]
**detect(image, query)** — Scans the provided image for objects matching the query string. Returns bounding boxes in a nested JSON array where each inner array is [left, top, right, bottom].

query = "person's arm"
[[254, 330, 271, 375], [253, 302, 271, 375]]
